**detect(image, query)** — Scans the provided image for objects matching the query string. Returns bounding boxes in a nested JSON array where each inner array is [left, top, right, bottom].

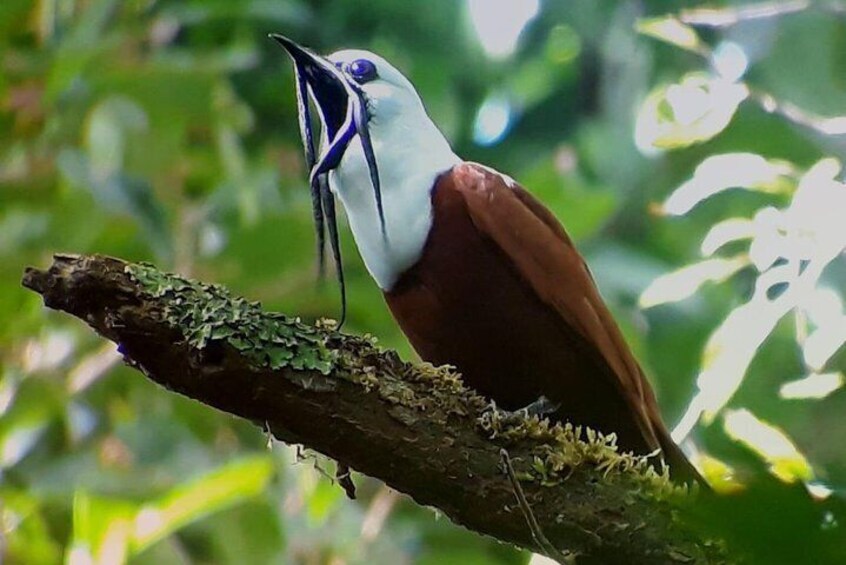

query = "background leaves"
[[2, 1, 846, 563]]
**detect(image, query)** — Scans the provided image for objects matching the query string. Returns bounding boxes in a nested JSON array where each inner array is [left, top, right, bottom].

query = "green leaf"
[[803, 325, 846, 371], [700, 218, 756, 256], [0, 208, 50, 256], [70, 491, 137, 565], [85, 96, 148, 178], [1, 489, 63, 565], [160, 0, 309, 25], [779, 372, 844, 400], [723, 409, 813, 483], [639, 256, 749, 308], [304, 475, 343, 526], [635, 75, 749, 151], [132, 455, 275, 553], [662, 153, 795, 216], [789, 158, 846, 259], [635, 16, 704, 54], [522, 158, 616, 242], [697, 297, 789, 420]]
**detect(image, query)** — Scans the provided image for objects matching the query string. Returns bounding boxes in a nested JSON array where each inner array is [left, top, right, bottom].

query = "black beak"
[[270, 34, 350, 153], [270, 34, 386, 327]]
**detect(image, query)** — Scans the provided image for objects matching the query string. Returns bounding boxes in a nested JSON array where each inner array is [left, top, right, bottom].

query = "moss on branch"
[[22, 254, 725, 564]]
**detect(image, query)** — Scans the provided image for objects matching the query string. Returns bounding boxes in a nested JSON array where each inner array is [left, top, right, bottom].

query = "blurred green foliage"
[[2, 1, 845, 563]]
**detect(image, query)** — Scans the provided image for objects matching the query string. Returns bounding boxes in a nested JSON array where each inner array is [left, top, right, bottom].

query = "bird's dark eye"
[[347, 59, 378, 84]]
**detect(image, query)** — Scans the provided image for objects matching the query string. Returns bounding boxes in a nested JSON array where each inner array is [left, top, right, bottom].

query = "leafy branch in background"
[[636, 3, 846, 491], [67, 457, 275, 565]]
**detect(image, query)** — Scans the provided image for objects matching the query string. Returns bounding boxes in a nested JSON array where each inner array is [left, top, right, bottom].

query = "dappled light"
[[466, 0, 541, 59], [780, 372, 844, 400], [635, 74, 749, 151], [660, 157, 846, 442], [4, 1, 846, 563], [660, 153, 793, 217], [634, 9, 846, 543], [724, 409, 813, 484], [473, 93, 514, 146], [710, 41, 749, 83]]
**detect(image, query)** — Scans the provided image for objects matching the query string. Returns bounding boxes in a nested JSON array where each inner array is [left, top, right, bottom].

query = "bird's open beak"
[[270, 34, 386, 326], [270, 34, 384, 227], [270, 34, 351, 176]]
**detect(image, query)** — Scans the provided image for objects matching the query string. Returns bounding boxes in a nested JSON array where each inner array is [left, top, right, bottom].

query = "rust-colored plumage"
[[270, 37, 700, 483], [385, 163, 700, 482]]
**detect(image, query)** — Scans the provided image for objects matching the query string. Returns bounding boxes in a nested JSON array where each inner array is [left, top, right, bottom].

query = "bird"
[[271, 34, 703, 484]]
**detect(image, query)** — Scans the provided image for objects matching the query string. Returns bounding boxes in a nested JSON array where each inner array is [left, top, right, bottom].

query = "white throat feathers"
[[326, 49, 460, 290]]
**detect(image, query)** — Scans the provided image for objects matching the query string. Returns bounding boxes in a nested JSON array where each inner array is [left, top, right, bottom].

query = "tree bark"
[[22, 254, 724, 564]]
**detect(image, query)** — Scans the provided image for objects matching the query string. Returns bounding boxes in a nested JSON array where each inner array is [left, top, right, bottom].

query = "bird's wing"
[[447, 162, 663, 450]]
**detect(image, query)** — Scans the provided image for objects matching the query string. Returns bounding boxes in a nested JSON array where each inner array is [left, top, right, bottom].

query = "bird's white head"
[[273, 36, 460, 295], [327, 49, 422, 126]]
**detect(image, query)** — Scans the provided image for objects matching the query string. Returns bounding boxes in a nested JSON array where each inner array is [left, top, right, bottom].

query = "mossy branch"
[[22, 254, 724, 564]]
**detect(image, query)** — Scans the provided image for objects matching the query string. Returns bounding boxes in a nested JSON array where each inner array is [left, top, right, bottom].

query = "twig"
[[500, 449, 569, 563], [336, 462, 357, 500]]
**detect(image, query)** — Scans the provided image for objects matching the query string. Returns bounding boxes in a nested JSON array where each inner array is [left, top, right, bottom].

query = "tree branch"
[[22, 254, 724, 564]]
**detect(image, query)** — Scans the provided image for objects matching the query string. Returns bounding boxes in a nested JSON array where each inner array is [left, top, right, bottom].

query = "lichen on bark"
[[22, 254, 725, 564], [125, 262, 337, 374]]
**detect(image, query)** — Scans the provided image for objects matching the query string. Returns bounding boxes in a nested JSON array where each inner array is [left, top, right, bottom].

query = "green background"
[[2, 1, 845, 563]]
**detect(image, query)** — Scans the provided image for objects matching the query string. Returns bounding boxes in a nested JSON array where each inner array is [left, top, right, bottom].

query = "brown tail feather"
[[657, 427, 708, 488]]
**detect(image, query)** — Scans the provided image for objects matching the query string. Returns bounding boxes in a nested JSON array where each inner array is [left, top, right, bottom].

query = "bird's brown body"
[[271, 37, 699, 482], [385, 163, 698, 481]]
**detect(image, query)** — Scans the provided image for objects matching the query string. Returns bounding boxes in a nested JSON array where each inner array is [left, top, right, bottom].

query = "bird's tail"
[[656, 425, 708, 488]]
